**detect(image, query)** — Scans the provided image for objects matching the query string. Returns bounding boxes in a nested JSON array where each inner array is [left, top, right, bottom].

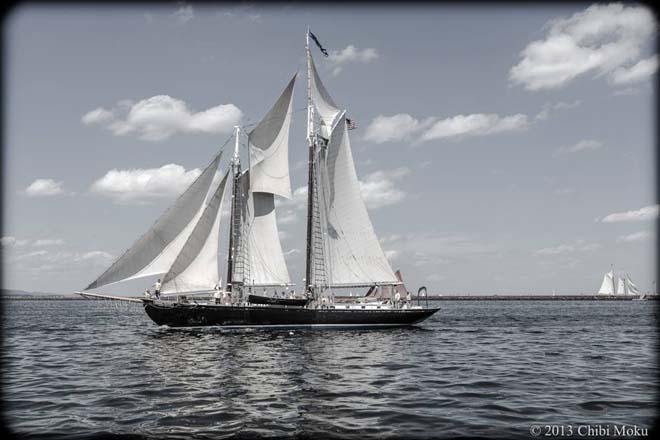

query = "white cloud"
[[617, 230, 651, 242], [9, 249, 114, 271], [359, 167, 410, 209], [33, 239, 65, 247], [172, 3, 194, 24], [83, 95, 242, 141], [364, 114, 433, 144], [81, 107, 114, 125], [1, 236, 29, 247], [90, 164, 202, 204], [328, 45, 379, 76], [601, 204, 659, 223], [510, 3, 657, 90], [558, 139, 603, 154], [534, 239, 600, 256], [610, 55, 658, 85], [25, 179, 65, 197], [364, 112, 528, 145], [535, 100, 582, 121]]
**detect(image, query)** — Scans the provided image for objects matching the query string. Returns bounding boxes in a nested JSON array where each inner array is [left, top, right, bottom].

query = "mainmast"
[[226, 125, 241, 293], [304, 28, 316, 298]]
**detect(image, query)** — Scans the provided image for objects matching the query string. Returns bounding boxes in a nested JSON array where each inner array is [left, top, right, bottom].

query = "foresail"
[[317, 113, 398, 286], [161, 169, 230, 294], [309, 54, 341, 137], [598, 271, 614, 294], [248, 74, 296, 199], [84, 152, 223, 290], [237, 172, 291, 286]]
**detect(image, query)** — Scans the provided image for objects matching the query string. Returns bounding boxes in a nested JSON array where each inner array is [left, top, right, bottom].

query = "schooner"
[[597, 268, 640, 295], [77, 31, 439, 327]]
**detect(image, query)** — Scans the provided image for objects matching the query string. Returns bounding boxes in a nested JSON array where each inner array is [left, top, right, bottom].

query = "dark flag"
[[346, 118, 357, 130], [309, 31, 329, 57]]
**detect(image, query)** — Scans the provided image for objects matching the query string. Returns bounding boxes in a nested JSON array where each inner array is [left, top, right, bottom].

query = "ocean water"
[[2, 299, 658, 439]]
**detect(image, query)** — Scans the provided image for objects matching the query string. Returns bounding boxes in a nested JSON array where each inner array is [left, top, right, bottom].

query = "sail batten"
[[84, 152, 223, 291]]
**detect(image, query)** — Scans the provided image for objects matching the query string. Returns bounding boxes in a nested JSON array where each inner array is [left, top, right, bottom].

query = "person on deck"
[[152, 279, 162, 299], [394, 291, 401, 308]]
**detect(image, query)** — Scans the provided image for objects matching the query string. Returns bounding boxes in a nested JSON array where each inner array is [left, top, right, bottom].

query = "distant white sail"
[[317, 112, 398, 287], [161, 169, 230, 294], [237, 171, 291, 286], [309, 55, 341, 137], [625, 274, 640, 295], [617, 276, 626, 295], [84, 153, 223, 290], [248, 74, 296, 199], [598, 270, 615, 294]]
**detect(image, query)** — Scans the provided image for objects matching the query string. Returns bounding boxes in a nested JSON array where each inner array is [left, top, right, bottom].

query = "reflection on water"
[[2, 299, 658, 438]]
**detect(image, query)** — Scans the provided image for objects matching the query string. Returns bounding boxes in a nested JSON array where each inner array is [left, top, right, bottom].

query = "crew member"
[[152, 278, 162, 299]]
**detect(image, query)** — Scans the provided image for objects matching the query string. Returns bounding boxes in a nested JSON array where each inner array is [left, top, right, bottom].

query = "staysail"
[[84, 152, 223, 290], [237, 172, 291, 286], [161, 169, 230, 294], [598, 270, 615, 294]]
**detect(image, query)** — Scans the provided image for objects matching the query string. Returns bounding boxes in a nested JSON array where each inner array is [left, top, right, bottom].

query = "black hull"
[[248, 294, 310, 307], [143, 302, 440, 328]]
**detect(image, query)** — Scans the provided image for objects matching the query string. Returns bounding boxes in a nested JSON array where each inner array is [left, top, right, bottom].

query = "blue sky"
[[2, 2, 657, 294]]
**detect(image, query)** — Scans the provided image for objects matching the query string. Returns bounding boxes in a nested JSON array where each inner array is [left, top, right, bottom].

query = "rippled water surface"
[[2, 299, 658, 438]]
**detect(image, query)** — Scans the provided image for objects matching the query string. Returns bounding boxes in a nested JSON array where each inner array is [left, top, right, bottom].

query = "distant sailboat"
[[598, 268, 640, 296]]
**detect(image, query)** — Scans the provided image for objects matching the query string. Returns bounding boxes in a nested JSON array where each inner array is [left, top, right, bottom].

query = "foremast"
[[226, 125, 242, 296]]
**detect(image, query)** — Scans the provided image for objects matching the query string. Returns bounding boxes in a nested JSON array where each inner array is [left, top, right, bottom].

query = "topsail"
[[85, 152, 223, 290]]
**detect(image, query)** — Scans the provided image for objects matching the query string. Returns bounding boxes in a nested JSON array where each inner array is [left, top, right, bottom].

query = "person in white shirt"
[[394, 291, 401, 308], [152, 279, 162, 299]]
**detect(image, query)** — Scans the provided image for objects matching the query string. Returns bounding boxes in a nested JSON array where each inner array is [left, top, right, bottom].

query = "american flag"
[[346, 118, 357, 130]]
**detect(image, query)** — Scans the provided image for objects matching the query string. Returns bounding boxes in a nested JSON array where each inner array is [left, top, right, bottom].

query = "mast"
[[226, 125, 241, 293], [304, 28, 316, 298]]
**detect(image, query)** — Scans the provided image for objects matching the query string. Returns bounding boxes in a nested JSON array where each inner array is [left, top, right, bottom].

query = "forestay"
[[84, 153, 223, 291], [248, 74, 296, 199], [159, 169, 229, 293], [237, 171, 291, 286], [317, 113, 398, 287]]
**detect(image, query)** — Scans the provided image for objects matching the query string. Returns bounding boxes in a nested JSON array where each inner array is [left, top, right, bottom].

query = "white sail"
[[317, 112, 398, 287], [625, 274, 640, 295], [85, 153, 223, 290], [237, 172, 291, 286], [161, 169, 230, 294], [248, 74, 296, 199], [617, 276, 626, 295], [598, 270, 615, 294], [309, 55, 341, 137]]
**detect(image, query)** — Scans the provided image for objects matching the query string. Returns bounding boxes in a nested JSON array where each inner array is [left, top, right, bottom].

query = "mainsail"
[[161, 169, 230, 294], [308, 51, 398, 287], [598, 270, 615, 294], [85, 152, 223, 290]]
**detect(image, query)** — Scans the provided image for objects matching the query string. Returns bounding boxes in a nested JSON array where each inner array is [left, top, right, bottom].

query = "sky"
[[1, 2, 657, 295]]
